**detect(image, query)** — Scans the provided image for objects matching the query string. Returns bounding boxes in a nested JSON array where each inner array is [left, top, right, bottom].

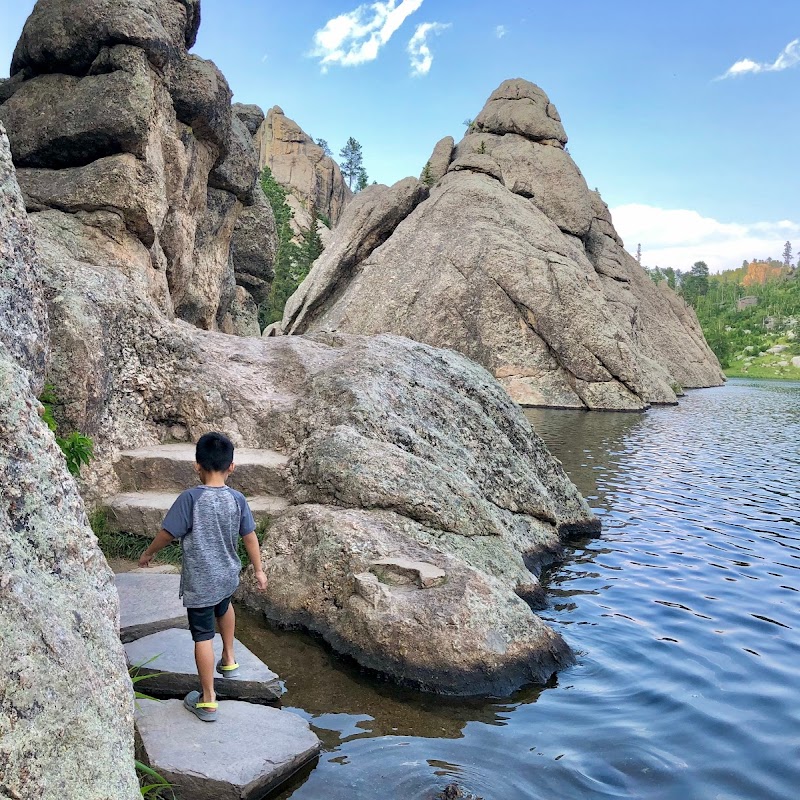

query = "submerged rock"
[[280, 78, 724, 410]]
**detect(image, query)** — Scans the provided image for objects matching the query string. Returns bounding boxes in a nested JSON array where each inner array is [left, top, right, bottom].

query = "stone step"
[[115, 443, 290, 496], [115, 573, 188, 643], [135, 698, 320, 800], [105, 490, 289, 538], [126, 628, 283, 703]]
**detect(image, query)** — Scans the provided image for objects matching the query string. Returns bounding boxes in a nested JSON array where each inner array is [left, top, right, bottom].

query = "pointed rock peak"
[[270, 105, 285, 116], [472, 78, 568, 145]]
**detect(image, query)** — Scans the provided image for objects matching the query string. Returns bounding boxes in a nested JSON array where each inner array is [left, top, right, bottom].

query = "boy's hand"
[[138, 551, 154, 568], [254, 569, 268, 592]]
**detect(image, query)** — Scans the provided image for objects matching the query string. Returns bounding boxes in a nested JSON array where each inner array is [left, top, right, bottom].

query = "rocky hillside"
[[0, 0, 600, 699], [256, 105, 352, 237], [1, 123, 140, 799], [1, 0, 277, 337], [280, 79, 725, 411]]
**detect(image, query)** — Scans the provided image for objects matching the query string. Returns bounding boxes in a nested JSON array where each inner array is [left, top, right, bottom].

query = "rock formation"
[[0, 124, 139, 799], [280, 79, 725, 411], [0, 0, 277, 338], [255, 105, 352, 237], [1, 3, 600, 697]]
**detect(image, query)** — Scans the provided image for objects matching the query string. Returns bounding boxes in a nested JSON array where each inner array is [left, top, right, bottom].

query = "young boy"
[[138, 432, 267, 721]]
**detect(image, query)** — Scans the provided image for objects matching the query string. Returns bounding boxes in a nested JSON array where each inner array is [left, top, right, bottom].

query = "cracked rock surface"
[[280, 78, 724, 410]]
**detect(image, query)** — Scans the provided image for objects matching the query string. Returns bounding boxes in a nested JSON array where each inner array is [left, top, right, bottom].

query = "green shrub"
[[39, 384, 95, 476]]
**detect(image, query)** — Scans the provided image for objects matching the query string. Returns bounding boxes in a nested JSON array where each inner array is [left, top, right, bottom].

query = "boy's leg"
[[194, 640, 216, 706], [217, 598, 236, 666], [187, 607, 217, 710]]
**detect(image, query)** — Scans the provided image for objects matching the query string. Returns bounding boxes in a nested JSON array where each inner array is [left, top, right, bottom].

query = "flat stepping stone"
[[115, 444, 290, 495], [126, 628, 282, 703], [105, 490, 289, 537], [115, 573, 187, 643], [136, 698, 320, 800]]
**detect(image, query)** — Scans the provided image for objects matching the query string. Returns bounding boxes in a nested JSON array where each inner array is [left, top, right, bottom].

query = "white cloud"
[[718, 38, 800, 79], [310, 0, 424, 71], [495, 25, 507, 39], [407, 21, 450, 76], [610, 204, 800, 272], [261, 53, 269, 63]]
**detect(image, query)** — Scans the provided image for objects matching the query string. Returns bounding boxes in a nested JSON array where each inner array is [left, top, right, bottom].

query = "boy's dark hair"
[[196, 432, 234, 472]]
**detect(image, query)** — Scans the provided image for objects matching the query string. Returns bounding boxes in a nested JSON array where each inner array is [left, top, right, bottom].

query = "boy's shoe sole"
[[216, 659, 240, 676], [183, 690, 217, 722]]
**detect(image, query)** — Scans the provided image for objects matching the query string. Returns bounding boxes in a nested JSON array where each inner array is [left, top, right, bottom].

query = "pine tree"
[[315, 138, 332, 157], [356, 167, 369, 191], [420, 161, 435, 187], [783, 241, 793, 267], [339, 137, 364, 191]]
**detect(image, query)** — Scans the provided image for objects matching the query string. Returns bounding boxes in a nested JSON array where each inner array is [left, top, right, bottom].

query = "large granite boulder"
[[0, 0, 276, 335], [0, 124, 139, 799], [279, 78, 725, 410], [255, 105, 352, 232]]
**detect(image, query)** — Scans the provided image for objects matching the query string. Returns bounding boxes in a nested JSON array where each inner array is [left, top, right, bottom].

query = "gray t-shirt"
[[162, 486, 256, 608]]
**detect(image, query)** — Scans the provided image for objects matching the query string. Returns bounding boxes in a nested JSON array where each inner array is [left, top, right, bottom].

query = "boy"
[[138, 432, 267, 721]]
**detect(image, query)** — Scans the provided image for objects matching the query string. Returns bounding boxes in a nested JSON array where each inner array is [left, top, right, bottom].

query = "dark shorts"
[[186, 596, 232, 642]]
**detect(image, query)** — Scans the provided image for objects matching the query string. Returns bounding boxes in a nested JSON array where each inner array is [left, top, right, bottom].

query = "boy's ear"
[[228, 461, 236, 474]]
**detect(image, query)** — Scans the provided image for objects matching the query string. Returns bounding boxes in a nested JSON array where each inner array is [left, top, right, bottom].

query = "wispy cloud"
[[611, 204, 799, 272], [261, 53, 269, 63], [407, 21, 450, 76], [310, 0, 424, 71], [495, 25, 507, 39], [718, 38, 800, 79]]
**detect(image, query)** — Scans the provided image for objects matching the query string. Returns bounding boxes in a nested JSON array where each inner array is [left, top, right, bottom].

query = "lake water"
[[237, 378, 800, 800]]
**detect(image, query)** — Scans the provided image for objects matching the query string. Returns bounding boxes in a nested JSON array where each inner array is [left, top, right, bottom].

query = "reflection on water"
[[239, 378, 800, 800]]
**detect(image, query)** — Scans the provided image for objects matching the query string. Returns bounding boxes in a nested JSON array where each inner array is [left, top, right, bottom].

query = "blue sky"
[[1, 0, 798, 271]]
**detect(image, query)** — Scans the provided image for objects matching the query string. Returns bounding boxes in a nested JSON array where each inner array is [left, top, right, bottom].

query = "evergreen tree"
[[783, 240, 793, 267], [315, 138, 332, 157], [339, 137, 364, 191], [681, 261, 710, 304], [356, 167, 369, 191], [421, 161, 435, 187]]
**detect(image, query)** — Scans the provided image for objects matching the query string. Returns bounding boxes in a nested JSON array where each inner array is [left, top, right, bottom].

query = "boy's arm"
[[241, 531, 267, 591], [138, 529, 175, 568]]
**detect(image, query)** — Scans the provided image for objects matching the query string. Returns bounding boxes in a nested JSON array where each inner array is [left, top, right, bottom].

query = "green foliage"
[[135, 760, 173, 798], [462, 118, 474, 130], [421, 161, 435, 187], [258, 167, 325, 327], [318, 212, 332, 228], [356, 166, 369, 191], [58, 432, 94, 477], [681, 261, 710, 305], [478, 140, 487, 155], [237, 517, 270, 567], [91, 509, 183, 565], [39, 384, 94, 476], [315, 138, 332, 157], [339, 137, 364, 191]]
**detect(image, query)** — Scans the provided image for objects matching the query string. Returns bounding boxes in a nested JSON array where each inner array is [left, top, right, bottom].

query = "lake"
[[237, 378, 800, 800]]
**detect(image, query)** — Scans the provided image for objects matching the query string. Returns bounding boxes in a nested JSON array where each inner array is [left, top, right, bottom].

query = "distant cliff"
[[255, 106, 352, 237]]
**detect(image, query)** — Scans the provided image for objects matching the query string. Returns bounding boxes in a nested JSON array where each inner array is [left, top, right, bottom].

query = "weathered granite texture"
[[0, 0, 277, 336], [255, 105, 352, 235], [279, 78, 725, 410], [0, 124, 139, 800]]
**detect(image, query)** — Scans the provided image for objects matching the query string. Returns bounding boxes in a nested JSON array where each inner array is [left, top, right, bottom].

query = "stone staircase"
[[109, 445, 317, 798], [106, 444, 291, 537], [116, 570, 320, 799]]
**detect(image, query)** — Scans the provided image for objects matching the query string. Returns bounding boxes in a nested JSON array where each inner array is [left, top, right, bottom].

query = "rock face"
[[0, 0, 277, 336], [255, 105, 352, 235], [2, 5, 600, 697], [0, 124, 139, 799], [280, 78, 725, 410]]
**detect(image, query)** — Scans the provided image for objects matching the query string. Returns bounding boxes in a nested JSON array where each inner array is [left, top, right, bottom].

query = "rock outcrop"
[[0, 123, 139, 800], [2, 5, 600, 698], [0, 0, 277, 337], [255, 105, 352, 235], [280, 79, 725, 410]]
